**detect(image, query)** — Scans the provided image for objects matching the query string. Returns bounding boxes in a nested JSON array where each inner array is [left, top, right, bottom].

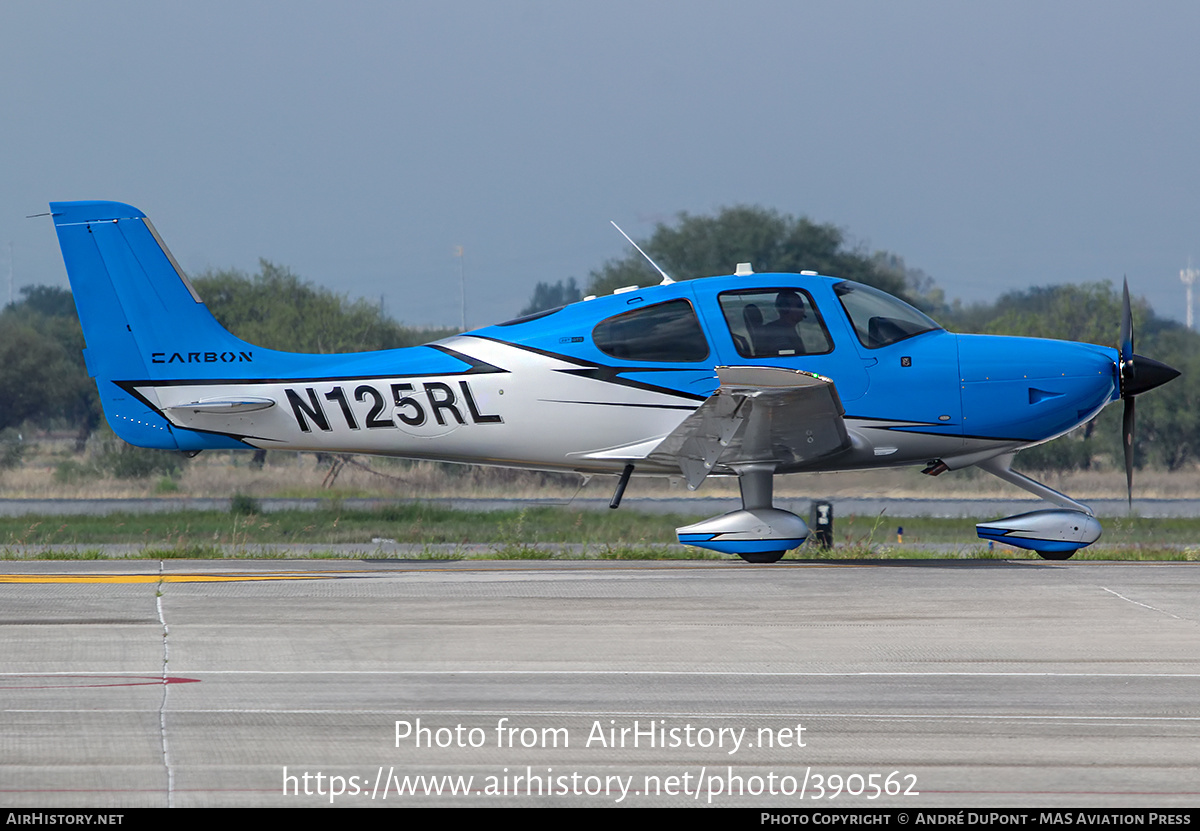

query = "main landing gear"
[[674, 464, 808, 563]]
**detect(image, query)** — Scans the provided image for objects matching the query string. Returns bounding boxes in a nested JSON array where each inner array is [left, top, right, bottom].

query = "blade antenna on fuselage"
[[610, 221, 675, 285]]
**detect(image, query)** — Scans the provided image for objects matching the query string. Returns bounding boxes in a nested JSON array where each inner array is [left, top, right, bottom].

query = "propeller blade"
[[1119, 278, 1134, 391], [1122, 395, 1135, 506]]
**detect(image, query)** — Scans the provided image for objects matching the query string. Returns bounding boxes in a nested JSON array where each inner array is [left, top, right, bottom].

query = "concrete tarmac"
[[2, 558, 1199, 808]]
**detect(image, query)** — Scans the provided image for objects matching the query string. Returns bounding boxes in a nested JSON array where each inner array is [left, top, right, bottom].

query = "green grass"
[[0, 504, 697, 547], [30, 549, 109, 560], [2, 504, 1199, 560]]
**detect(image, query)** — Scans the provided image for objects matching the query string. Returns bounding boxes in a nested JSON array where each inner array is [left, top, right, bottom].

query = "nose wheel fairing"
[[976, 509, 1102, 555]]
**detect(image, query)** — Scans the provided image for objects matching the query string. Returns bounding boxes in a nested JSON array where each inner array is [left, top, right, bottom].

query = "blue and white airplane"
[[49, 200, 1179, 561]]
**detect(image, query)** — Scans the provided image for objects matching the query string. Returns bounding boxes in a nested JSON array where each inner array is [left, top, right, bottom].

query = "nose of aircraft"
[[1117, 352, 1181, 503], [1120, 354, 1180, 397]]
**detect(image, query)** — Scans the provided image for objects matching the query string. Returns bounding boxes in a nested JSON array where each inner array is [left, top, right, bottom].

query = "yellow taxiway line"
[[0, 573, 331, 584]]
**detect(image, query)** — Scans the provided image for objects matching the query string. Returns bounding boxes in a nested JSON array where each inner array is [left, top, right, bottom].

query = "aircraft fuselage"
[[131, 274, 1119, 478]]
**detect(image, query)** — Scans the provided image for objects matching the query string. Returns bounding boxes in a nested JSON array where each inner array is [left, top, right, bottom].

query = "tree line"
[[520, 205, 940, 316]]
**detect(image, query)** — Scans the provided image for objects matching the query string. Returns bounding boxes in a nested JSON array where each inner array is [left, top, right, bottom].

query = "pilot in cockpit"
[[759, 290, 807, 356]]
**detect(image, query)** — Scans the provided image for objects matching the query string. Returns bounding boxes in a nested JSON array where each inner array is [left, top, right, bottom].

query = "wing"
[[646, 365, 851, 488]]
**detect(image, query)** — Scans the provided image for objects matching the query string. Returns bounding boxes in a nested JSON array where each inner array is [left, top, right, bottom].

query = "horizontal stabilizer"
[[165, 398, 277, 414]]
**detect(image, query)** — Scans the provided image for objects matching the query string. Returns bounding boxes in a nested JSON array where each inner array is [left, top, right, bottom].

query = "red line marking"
[[0, 674, 199, 689]]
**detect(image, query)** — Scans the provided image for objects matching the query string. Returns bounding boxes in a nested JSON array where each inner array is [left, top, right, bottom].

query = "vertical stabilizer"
[[50, 201, 257, 448]]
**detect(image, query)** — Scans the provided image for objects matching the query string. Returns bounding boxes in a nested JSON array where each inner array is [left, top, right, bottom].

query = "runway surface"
[[3, 558, 1199, 808]]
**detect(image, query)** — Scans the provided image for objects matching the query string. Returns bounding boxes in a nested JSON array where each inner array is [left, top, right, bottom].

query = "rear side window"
[[719, 288, 833, 358], [592, 299, 709, 362]]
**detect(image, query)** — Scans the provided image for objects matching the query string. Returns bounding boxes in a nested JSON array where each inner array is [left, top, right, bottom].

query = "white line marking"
[[156, 563, 174, 809], [1102, 586, 1187, 620], [7, 708, 1200, 721], [5, 669, 1200, 677]]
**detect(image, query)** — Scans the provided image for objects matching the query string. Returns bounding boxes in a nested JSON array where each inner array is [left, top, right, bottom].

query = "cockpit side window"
[[592, 299, 710, 362], [833, 281, 941, 349], [718, 289, 833, 358]]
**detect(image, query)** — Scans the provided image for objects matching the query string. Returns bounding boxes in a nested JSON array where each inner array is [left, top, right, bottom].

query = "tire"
[[738, 551, 786, 564], [1037, 550, 1076, 561]]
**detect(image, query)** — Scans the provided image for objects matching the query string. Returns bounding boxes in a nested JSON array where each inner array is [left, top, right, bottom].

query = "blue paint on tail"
[[52, 202, 256, 449]]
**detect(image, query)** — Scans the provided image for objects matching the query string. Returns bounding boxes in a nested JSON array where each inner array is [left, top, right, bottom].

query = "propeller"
[[1117, 278, 1181, 505], [1119, 279, 1134, 505]]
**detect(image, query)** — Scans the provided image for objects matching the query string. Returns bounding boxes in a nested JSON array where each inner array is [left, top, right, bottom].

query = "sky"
[[3, 1, 1200, 329]]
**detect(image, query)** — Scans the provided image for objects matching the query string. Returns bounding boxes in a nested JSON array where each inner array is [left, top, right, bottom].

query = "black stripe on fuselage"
[[539, 399, 699, 411], [470, 335, 709, 403], [846, 415, 1038, 443]]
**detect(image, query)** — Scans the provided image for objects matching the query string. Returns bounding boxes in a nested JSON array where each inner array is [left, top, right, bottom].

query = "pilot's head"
[[775, 290, 806, 323]]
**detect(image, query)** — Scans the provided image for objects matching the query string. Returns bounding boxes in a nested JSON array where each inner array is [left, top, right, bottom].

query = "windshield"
[[833, 281, 941, 349]]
